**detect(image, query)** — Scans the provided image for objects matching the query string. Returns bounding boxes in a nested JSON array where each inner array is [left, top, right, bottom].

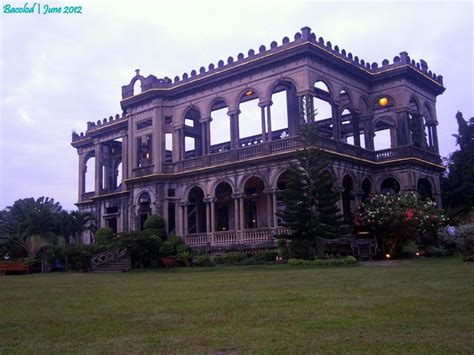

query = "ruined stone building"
[[71, 26, 445, 249]]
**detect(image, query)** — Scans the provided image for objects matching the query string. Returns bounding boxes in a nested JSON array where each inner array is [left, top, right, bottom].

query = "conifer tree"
[[277, 95, 344, 258]]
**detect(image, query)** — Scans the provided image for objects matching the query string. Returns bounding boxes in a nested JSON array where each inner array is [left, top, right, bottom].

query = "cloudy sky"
[[0, 0, 473, 210]]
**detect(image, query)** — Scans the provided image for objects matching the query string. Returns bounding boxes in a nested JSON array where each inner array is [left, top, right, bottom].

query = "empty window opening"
[[85, 156, 95, 192]]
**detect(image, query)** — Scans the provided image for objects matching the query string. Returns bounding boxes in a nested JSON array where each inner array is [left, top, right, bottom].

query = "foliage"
[[94, 227, 115, 247], [356, 193, 447, 257], [277, 121, 344, 258], [195, 254, 214, 267], [143, 215, 165, 231], [454, 224, 474, 261], [441, 111, 474, 222], [177, 250, 192, 267], [213, 252, 245, 265], [160, 241, 176, 257], [277, 238, 290, 259], [401, 240, 419, 258], [159, 235, 186, 258], [287, 256, 357, 266], [118, 232, 162, 268]]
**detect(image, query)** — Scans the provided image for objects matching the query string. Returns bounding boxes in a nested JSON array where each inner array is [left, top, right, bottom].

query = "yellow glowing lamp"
[[385, 254, 391, 259], [378, 97, 389, 107], [146, 152, 150, 159], [244, 90, 254, 96]]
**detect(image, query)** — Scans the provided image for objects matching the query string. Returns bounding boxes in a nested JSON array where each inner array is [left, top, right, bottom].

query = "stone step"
[[92, 257, 131, 272]]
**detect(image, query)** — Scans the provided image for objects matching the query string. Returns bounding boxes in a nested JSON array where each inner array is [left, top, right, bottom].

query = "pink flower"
[[406, 209, 414, 221]]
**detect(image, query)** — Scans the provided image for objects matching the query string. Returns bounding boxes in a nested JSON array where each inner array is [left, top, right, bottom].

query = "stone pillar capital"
[[231, 193, 244, 199], [227, 109, 241, 116], [258, 100, 272, 108], [263, 188, 277, 194], [199, 116, 212, 123], [203, 197, 217, 203]]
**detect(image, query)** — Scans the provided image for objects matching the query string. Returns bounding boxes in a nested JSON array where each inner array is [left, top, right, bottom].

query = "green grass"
[[0, 257, 473, 354]]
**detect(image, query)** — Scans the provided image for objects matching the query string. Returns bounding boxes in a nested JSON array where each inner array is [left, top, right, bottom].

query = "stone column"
[[210, 198, 216, 244], [121, 135, 128, 185], [431, 121, 439, 153], [266, 192, 273, 228], [199, 117, 211, 155], [332, 104, 341, 141], [183, 203, 189, 235], [259, 104, 267, 142], [228, 110, 241, 150], [172, 126, 181, 162], [352, 114, 361, 146], [206, 202, 211, 234], [266, 103, 273, 141], [78, 153, 85, 201], [180, 128, 186, 160], [272, 192, 278, 228], [94, 143, 101, 195], [364, 116, 375, 151], [239, 195, 245, 231]]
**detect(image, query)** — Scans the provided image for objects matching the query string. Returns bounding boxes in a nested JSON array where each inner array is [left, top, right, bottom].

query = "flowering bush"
[[356, 193, 447, 257]]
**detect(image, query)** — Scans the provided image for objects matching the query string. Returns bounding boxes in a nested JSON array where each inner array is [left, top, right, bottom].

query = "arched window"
[[187, 187, 206, 234], [183, 107, 203, 159], [313, 80, 333, 138], [276, 172, 290, 226], [342, 175, 354, 221], [215, 182, 234, 231], [137, 192, 151, 230], [417, 178, 432, 200], [238, 90, 261, 145], [362, 179, 372, 202], [133, 80, 142, 95], [381, 178, 400, 194], [84, 155, 95, 192], [210, 99, 230, 151], [269, 80, 299, 138], [243, 177, 267, 229]]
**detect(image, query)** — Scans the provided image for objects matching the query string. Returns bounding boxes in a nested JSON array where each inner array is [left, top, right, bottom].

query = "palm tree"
[[4, 197, 62, 271]]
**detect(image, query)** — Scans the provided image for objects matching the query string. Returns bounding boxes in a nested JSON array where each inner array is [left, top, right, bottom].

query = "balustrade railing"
[[81, 191, 94, 200], [213, 231, 239, 245], [183, 233, 209, 247], [210, 151, 230, 164], [132, 165, 154, 177], [241, 229, 274, 243], [183, 156, 204, 170], [239, 144, 262, 159]]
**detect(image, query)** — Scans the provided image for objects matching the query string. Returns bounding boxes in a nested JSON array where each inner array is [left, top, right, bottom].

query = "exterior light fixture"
[[378, 97, 389, 107], [244, 90, 254, 96], [385, 253, 391, 259], [146, 152, 150, 159]]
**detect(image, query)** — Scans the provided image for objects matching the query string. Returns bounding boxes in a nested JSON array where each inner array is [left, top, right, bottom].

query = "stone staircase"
[[91, 247, 131, 272]]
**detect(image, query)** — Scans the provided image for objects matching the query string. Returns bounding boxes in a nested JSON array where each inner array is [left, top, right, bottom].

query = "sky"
[[0, 0, 473, 210]]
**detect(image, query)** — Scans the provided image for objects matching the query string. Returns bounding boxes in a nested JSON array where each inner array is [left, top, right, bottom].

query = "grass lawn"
[[0, 256, 473, 354]]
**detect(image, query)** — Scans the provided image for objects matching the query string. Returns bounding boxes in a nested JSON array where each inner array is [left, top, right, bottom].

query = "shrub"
[[94, 227, 115, 246], [356, 193, 447, 257], [195, 255, 214, 267], [455, 224, 474, 261], [160, 240, 175, 257], [118, 232, 162, 268], [288, 255, 357, 266], [401, 240, 419, 258], [143, 215, 165, 231], [277, 238, 290, 259], [177, 250, 192, 267], [213, 252, 245, 265]]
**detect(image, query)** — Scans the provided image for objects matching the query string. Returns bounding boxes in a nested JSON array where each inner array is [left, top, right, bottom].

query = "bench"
[[0, 261, 29, 275]]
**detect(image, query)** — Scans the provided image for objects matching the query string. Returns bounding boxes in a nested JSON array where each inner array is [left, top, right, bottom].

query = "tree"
[[441, 111, 474, 222], [277, 117, 344, 258], [0, 197, 63, 271], [356, 193, 446, 257]]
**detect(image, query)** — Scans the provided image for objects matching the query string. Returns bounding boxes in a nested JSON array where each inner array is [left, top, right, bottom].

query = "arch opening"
[[243, 177, 267, 229], [215, 182, 234, 231], [187, 187, 207, 234], [381, 178, 400, 194]]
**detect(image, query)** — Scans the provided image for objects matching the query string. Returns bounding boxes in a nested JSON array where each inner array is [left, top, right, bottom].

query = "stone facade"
[[71, 26, 445, 249]]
